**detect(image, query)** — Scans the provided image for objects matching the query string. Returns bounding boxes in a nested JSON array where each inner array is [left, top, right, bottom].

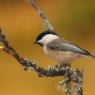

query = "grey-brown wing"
[[47, 39, 90, 55]]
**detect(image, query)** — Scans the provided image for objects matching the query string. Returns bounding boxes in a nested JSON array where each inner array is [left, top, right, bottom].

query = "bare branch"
[[25, 0, 54, 31]]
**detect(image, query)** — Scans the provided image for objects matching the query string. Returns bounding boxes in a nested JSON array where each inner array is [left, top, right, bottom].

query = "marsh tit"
[[34, 31, 95, 64]]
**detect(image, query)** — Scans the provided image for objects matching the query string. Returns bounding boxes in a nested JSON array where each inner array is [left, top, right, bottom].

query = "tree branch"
[[0, 29, 83, 95], [25, 0, 54, 31]]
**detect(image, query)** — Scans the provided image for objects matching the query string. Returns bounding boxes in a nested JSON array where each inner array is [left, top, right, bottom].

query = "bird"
[[34, 31, 95, 64]]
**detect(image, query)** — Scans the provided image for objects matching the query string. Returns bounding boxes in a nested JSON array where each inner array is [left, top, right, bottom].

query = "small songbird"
[[34, 31, 95, 64]]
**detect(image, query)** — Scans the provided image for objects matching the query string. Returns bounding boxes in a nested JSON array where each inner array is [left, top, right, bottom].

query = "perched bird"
[[34, 31, 95, 64]]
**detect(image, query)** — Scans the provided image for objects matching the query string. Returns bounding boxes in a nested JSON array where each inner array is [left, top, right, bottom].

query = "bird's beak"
[[33, 41, 37, 45]]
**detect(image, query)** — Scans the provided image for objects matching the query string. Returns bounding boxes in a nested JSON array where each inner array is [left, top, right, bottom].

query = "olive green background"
[[0, 0, 95, 95]]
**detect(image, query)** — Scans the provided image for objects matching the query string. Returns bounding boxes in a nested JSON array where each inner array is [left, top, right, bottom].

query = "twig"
[[25, 0, 54, 31]]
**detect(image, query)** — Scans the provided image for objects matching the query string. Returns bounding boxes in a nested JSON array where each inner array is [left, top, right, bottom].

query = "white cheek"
[[38, 34, 58, 44]]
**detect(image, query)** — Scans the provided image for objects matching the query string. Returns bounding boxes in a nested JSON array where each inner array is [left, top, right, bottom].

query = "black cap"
[[35, 31, 58, 43]]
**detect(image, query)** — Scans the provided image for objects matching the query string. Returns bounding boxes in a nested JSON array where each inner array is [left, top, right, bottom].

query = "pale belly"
[[43, 46, 80, 63]]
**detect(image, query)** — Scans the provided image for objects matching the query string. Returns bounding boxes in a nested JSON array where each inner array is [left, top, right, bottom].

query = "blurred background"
[[0, 0, 95, 95]]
